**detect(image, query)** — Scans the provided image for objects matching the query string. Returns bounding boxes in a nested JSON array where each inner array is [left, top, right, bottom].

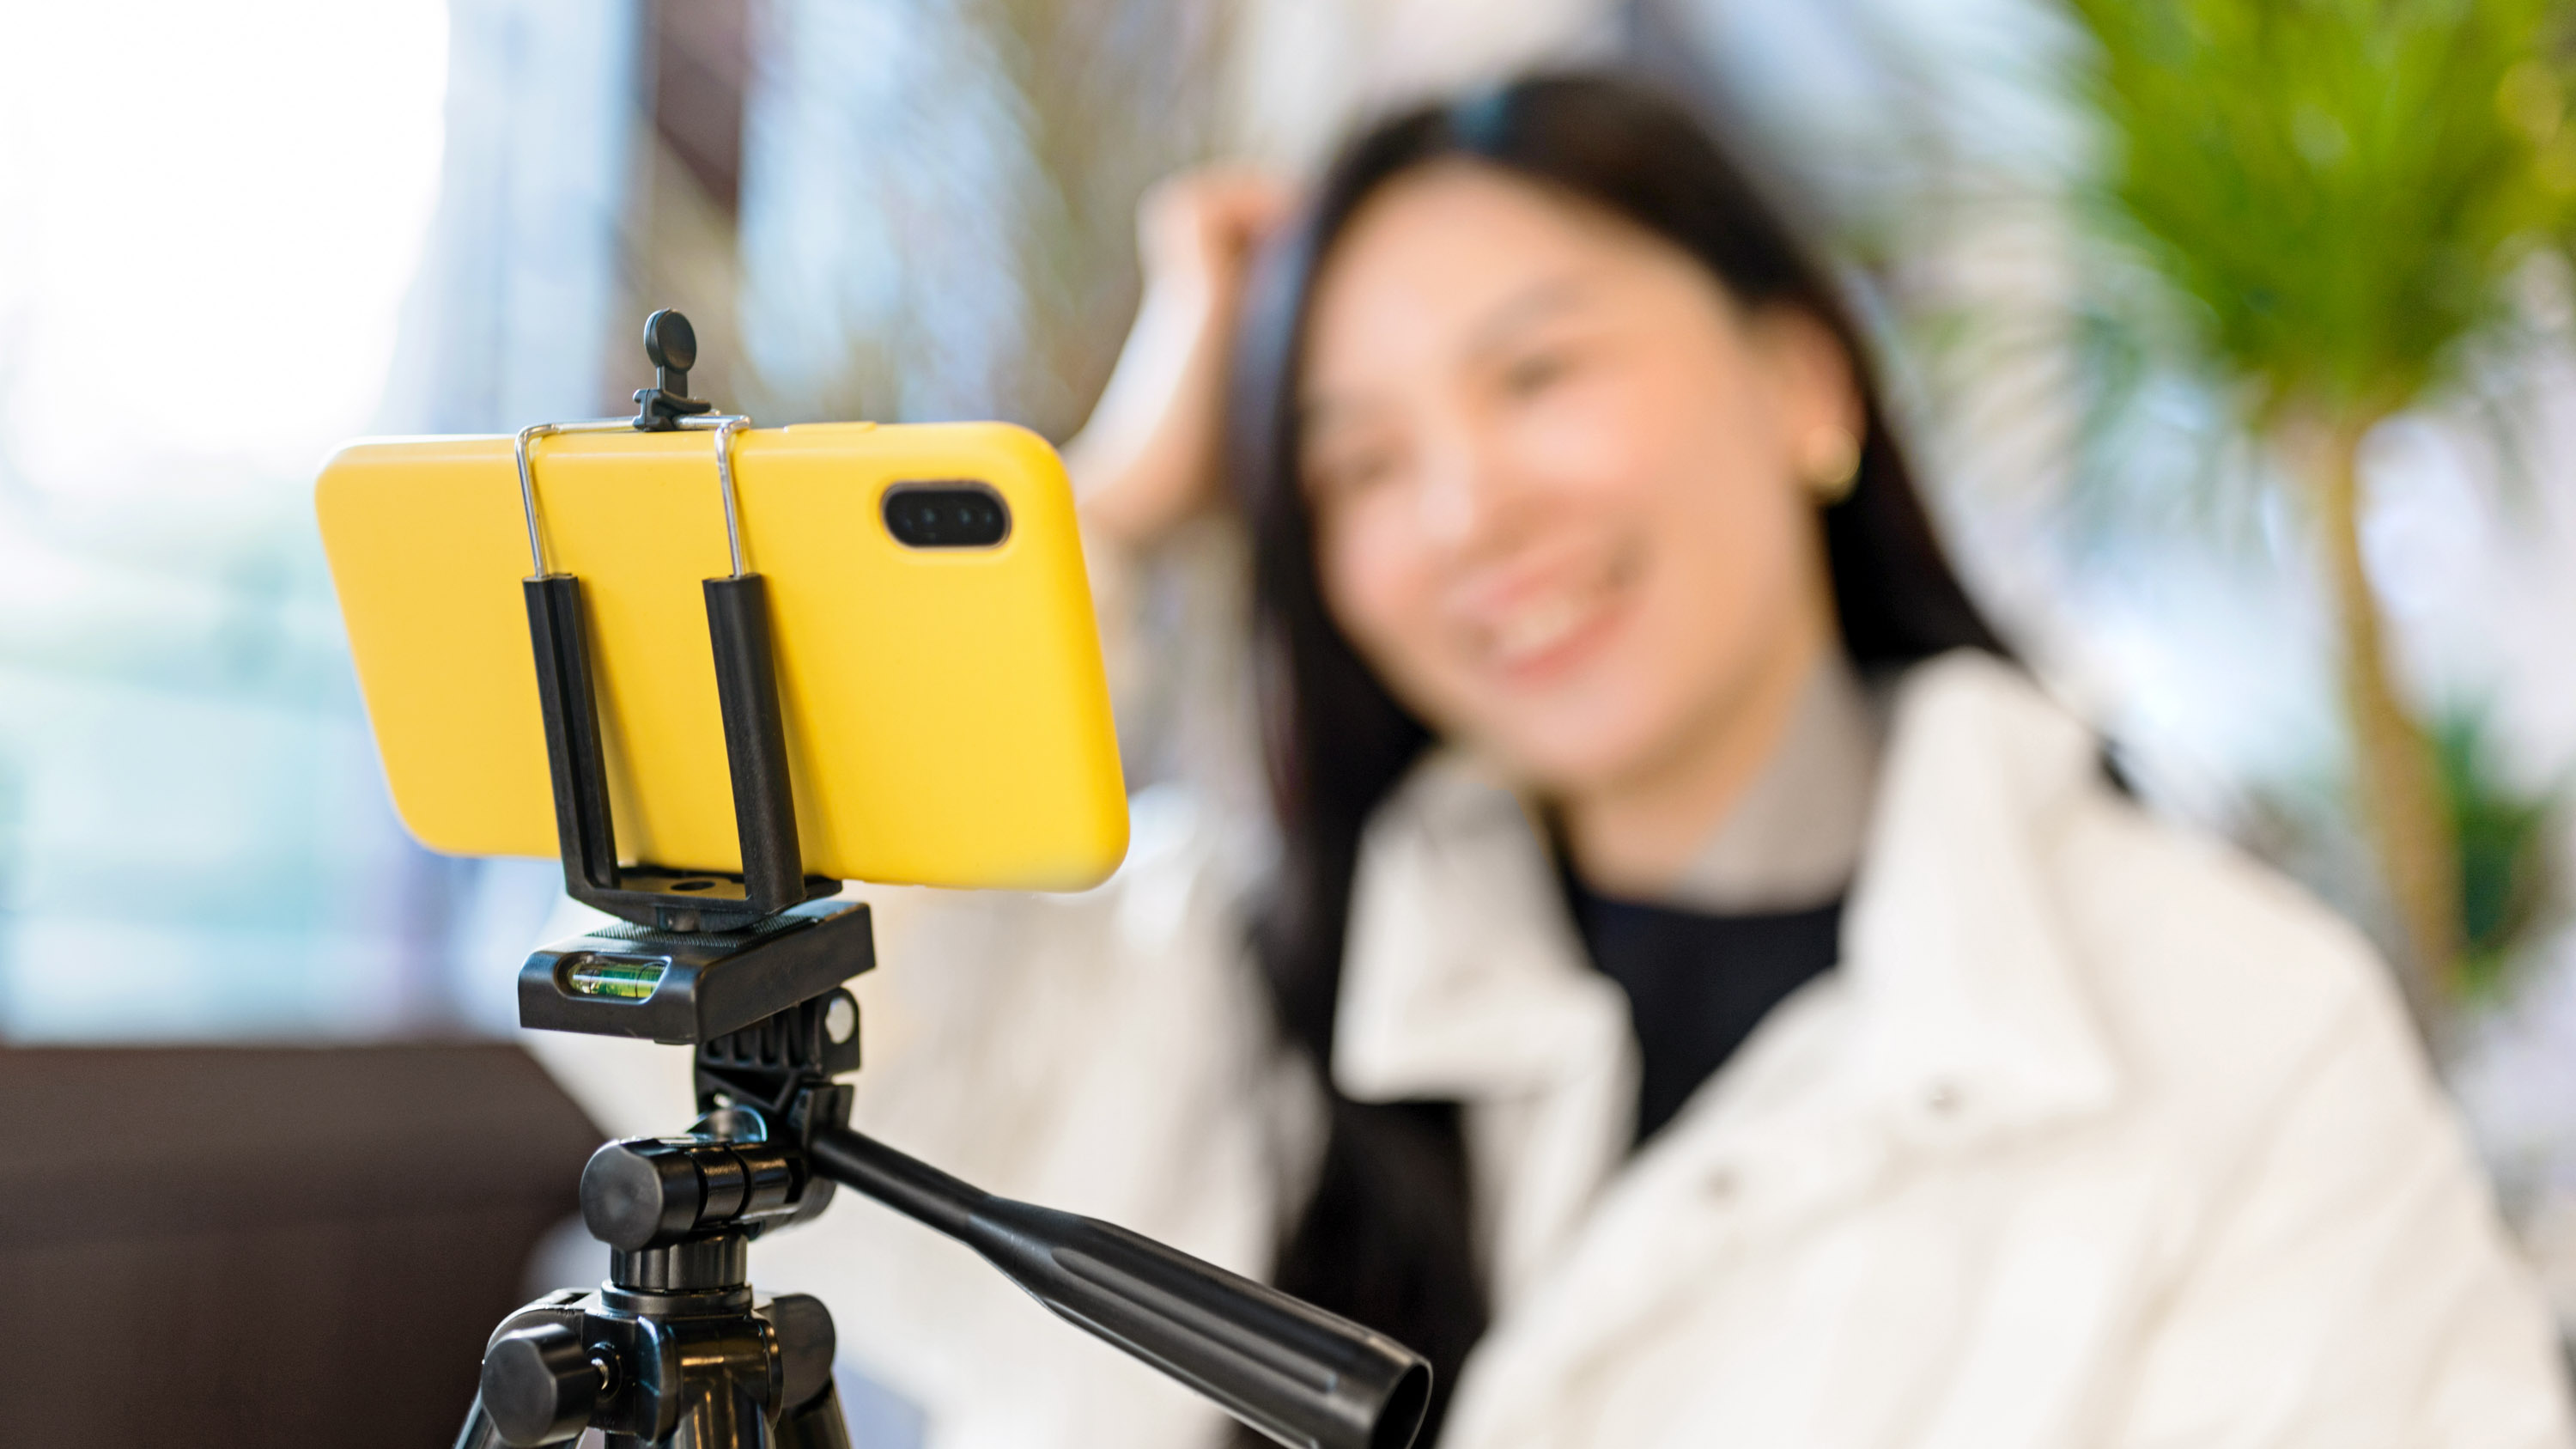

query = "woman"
[[544, 74, 2571, 1448]]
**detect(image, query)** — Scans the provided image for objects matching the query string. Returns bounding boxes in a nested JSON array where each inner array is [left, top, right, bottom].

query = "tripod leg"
[[455, 1392, 507, 1449], [775, 1383, 854, 1449], [670, 1380, 770, 1449]]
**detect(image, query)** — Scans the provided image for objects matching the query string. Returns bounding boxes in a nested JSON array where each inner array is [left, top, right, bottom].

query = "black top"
[[1564, 877, 1843, 1146]]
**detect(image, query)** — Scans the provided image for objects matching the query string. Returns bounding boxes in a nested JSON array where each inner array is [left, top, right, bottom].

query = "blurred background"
[[15, 0, 2576, 1434]]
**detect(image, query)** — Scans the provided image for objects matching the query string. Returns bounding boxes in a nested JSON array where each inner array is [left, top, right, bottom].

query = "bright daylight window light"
[[0, 0, 452, 1039], [0, 0, 449, 507]]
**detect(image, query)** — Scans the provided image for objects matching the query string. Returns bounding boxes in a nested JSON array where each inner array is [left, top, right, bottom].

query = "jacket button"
[[1924, 1081, 1962, 1116], [1704, 1167, 1739, 1202]]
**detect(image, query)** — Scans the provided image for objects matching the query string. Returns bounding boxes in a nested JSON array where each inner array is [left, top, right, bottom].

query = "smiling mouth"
[[1489, 591, 1605, 668], [1473, 543, 1641, 680]]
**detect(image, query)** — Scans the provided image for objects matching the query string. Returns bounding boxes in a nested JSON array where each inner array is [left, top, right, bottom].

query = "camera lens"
[[884, 484, 1009, 548]]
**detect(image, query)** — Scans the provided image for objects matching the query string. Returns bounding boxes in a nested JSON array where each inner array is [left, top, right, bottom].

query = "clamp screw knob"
[[632, 307, 714, 429], [643, 307, 697, 375], [482, 1323, 605, 1446], [581, 1140, 707, 1250]]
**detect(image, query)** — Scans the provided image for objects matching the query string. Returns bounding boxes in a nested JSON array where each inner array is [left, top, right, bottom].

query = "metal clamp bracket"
[[513, 310, 834, 935]]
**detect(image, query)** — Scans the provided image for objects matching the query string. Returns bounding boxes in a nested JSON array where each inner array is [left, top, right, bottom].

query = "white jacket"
[[534, 651, 2573, 1449]]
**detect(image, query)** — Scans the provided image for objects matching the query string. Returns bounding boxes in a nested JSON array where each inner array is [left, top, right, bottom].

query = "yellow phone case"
[[316, 421, 1127, 891]]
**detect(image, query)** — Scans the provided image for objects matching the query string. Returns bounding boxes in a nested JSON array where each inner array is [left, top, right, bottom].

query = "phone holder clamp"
[[513, 399, 831, 938]]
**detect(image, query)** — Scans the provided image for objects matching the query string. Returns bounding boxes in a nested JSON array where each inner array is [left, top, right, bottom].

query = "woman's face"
[[1298, 161, 1856, 798]]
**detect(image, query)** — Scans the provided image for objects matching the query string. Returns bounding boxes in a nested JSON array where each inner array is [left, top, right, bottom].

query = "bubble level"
[[564, 953, 668, 1001]]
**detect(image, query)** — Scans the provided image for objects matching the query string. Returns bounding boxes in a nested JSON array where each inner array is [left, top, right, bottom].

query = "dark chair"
[[0, 1042, 604, 1447]]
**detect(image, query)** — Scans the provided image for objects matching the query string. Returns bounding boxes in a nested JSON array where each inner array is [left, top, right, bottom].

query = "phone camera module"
[[884, 484, 1010, 549]]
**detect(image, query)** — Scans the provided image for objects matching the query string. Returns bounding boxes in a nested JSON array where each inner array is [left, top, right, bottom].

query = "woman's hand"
[[1066, 168, 1297, 551]]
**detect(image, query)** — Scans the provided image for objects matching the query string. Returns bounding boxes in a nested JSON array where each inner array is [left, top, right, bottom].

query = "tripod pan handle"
[[809, 1126, 1431, 1449]]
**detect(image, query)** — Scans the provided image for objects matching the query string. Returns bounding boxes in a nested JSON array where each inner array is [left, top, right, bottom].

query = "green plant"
[[2062, 0, 2576, 1016], [2436, 703, 2560, 998]]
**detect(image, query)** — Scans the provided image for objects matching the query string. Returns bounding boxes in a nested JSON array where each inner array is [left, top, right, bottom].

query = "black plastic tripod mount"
[[460, 1041, 1432, 1449], [459, 314, 1431, 1449]]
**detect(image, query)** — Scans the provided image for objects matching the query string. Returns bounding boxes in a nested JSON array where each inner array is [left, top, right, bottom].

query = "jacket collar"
[[1330, 649, 2123, 1147]]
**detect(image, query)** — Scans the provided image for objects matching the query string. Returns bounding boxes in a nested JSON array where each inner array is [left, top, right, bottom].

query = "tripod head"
[[461, 314, 1432, 1449]]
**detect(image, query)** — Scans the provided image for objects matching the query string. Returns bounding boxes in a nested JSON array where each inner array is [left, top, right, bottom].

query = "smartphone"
[[316, 420, 1127, 892]]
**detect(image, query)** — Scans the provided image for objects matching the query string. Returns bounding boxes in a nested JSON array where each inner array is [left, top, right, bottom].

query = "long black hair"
[[1224, 72, 2007, 1444]]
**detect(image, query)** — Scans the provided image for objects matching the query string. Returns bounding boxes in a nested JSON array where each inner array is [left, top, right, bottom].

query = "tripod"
[[453, 313, 1431, 1449]]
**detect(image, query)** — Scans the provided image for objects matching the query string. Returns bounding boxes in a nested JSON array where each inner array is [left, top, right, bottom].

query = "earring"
[[1801, 425, 1862, 504]]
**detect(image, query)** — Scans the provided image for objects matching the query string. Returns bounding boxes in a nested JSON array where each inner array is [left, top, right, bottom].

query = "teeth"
[[1491, 594, 1590, 663]]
